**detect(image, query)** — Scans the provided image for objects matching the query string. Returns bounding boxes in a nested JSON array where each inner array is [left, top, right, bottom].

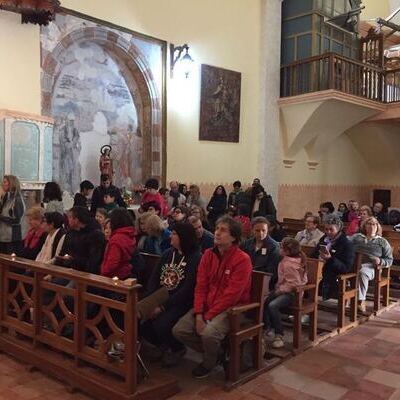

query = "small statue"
[[99, 145, 114, 178]]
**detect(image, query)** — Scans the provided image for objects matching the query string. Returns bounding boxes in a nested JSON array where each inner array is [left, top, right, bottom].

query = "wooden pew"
[[301, 245, 315, 258], [281, 258, 323, 351], [307, 250, 362, 332], [226, 271, 271, 389], [282, 218, 304, 238], [337, 253, 362, 330], [381, 236, 400, 299], [373, 263, 391, 313], [0, 255, 178, 400]]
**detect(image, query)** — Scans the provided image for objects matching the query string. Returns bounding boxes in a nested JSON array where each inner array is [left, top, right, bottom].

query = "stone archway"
[[41, 26, 163, 190]]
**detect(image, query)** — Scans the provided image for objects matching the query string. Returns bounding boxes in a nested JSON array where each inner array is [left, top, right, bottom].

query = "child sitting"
[[103, 191, 118, 213], [264, 237, 307, 348]]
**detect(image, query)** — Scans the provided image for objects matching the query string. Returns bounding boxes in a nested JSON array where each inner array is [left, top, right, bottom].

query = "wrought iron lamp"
[[170, 43, 194, 78], [0, 0, 60, 25]]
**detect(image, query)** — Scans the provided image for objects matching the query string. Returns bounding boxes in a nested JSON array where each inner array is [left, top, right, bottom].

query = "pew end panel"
[[225, 271, 272, 390]]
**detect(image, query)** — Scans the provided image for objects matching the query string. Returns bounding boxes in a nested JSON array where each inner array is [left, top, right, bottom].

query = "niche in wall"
[[40, 10, 166, 193], [0, 110, 54, 189]]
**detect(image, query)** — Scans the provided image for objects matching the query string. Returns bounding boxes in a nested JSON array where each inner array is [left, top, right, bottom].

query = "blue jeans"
[[263, 291, 293, 335]]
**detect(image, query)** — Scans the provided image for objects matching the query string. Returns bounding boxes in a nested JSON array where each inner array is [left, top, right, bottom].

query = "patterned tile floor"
[[1, 306, 400, 399]]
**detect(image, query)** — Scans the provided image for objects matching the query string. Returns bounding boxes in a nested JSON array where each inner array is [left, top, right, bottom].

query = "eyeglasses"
[[173, 209, 182, 214]]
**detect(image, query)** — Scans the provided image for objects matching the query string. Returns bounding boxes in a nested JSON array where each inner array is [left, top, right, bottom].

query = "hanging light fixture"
[[0, 0, 60, 26], [170, 43, 195, 78]]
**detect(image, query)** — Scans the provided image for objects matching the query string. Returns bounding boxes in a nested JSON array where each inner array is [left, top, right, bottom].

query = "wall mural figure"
[[59, 115, 82, 194]]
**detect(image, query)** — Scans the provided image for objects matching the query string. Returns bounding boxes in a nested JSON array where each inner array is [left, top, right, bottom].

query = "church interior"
[[1, 0, 400, 399]]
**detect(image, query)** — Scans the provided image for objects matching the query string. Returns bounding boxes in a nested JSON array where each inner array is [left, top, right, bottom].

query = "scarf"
[[24, 227, 46, 249]]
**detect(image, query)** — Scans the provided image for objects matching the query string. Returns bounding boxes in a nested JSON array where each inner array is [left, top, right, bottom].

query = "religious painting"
[[40, 10, 166, 193], [199, 64, 241, 143]]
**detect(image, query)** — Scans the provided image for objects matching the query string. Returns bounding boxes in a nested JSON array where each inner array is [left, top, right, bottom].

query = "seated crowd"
[[0, 173, 395, 378]]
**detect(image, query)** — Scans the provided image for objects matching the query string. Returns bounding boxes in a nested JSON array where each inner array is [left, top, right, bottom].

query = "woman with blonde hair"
[[136, 211, 152, 250], [350, 216, 393, 312], [0, 175, 25, 254], [19, 206, 47, 260], [142, 214, 171, 255], [346, 205, 373, 236]]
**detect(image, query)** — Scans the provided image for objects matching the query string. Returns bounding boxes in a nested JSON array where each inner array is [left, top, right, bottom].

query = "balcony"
[[281, 52, 400, 103], [279, 52, 398, 158]]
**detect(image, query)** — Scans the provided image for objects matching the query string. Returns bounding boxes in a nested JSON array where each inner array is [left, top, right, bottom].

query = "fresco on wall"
[[41, 13, 165, 193], [50, 40, 141, 192]]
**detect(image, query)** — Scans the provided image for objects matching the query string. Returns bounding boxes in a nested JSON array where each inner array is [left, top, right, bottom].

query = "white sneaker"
[[301, 315, 310, 324], [272, 335, 285, 349]]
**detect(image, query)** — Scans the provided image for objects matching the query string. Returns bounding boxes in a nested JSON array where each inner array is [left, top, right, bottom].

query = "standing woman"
[[43, 182, 64, 214], [0, 175, 25, 254], [207, 185, 227, 230]]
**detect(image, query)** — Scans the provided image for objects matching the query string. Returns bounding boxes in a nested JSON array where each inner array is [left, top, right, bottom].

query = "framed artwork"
[[199, 64, 241, 142]]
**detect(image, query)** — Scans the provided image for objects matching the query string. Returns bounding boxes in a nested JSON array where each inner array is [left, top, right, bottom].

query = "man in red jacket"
[[173, 216, 252, 378]]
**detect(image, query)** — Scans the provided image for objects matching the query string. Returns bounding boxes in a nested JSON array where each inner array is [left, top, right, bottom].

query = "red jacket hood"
[[109, 226, 136, 241]]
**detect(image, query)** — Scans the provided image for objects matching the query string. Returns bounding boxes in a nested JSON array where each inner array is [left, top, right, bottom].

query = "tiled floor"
[[1, 306, 400, 399]]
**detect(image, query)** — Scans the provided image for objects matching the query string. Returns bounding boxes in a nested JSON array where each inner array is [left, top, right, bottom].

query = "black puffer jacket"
[[59, 219, 105, 275]]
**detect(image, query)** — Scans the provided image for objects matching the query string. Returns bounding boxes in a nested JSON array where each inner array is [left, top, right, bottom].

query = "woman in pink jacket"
[[263, 237, 308, 349]]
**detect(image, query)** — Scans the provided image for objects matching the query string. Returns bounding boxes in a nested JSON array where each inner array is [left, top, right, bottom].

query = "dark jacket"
[[59, 219, 106, 274], [269, 226, 287, 243], [73, 193, 88, 208], [374, 211, 388, 226], [241, 236, 280, 288], [250, 194, 276, 219], [90, 184, 126, 214], [207, 195, 227, 222], [228, 190, 245, 209], [312, 232, 355, 300], [200, 230, 215, 253], [147, 248, 202, 312]]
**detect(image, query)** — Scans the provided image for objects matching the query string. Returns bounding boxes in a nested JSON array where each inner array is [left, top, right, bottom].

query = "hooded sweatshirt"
[[101, 226, 136, 279], [276, 256, 307, 294]]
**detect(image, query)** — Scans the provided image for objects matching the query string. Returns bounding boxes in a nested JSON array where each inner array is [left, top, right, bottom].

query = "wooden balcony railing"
[[281, 52, 400, 103], [0, 255, 178, 400]]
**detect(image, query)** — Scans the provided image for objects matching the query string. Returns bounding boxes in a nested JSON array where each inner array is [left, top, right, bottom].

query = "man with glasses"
[[295, 215, 323, 247]]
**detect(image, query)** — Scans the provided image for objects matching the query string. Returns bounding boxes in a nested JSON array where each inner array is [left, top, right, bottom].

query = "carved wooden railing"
[[0, 255, 178, 400], [281, 52, 400, 103], [384, 68, 400, 103]]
